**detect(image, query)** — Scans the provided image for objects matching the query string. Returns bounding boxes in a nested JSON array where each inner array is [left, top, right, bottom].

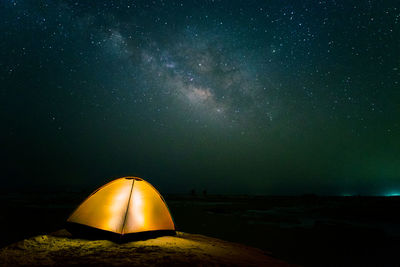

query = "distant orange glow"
[[67, 177, 175, 234]]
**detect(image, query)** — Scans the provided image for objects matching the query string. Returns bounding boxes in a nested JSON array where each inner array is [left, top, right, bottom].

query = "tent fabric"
[[67, 177, 175, 235]]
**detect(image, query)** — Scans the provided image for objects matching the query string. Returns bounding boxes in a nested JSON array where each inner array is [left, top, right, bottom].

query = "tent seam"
[[121, 179, 135, 235]]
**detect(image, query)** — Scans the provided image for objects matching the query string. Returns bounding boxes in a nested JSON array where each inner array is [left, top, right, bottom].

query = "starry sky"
[[1, 0, 399, 195]]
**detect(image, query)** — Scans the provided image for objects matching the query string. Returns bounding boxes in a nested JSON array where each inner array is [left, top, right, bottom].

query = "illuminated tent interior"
[[66, 177, 175, 240]]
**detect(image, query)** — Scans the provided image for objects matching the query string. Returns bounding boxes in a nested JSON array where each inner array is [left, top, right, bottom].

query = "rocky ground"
[[0, 229, 293, 266], [2, 193, 400, 266]]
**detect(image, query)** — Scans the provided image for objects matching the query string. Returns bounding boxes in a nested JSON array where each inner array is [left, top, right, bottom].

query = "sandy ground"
[[0, 229, 294, 266], [3, 194, 400, 265]]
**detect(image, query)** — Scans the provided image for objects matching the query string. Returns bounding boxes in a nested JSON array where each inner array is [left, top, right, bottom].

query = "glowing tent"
[[66, 177, 175, 240]]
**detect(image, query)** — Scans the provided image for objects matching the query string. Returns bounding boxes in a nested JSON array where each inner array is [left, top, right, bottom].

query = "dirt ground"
[[0, 229, 293, 266], [1, 192, 400, 266]]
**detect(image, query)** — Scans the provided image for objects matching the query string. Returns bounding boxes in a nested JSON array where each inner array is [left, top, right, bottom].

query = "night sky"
[[1, 0, 399, 195]]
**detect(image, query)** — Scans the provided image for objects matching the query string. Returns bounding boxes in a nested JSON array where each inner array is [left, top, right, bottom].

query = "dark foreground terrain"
[[1, 192, 400, 266], [0, 230, 290, 266]]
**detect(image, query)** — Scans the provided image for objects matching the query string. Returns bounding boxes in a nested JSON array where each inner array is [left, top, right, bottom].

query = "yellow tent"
[[66, 177, 175, 240]]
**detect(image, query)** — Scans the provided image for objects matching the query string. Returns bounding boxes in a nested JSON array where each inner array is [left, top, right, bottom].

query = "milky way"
[[94, 23, 276, 130], [1, 1, 399, 194]]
